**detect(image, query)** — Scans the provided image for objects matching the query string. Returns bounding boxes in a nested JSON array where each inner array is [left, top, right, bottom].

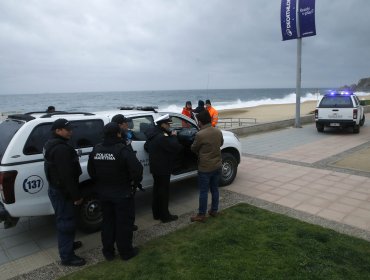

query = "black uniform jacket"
[[87, 137, 143, 197], [144, 125, 183, 175], [193, 106, 205, 114], [43, 135, 82, 201]]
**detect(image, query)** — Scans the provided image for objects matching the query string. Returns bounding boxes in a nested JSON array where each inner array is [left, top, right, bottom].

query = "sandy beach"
[[218, 95, 370, 123], [218, 100, 318, 123]]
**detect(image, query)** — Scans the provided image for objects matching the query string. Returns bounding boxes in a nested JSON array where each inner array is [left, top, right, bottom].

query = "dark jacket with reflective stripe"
[[43, 135, 82, 201], [87, 137, 143, 197]]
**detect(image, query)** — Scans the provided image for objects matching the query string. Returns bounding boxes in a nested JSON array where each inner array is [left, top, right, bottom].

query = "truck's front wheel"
[[219, 152, 238, 186]]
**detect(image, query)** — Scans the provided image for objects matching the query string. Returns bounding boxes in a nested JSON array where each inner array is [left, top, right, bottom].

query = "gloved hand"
[[136, 183, 145, 192], [131, 183, 145, 195]]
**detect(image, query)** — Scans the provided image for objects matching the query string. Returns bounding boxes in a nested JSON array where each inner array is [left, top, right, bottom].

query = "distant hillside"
[[339, 77, 370, 92], [356, 77, 370, 92]]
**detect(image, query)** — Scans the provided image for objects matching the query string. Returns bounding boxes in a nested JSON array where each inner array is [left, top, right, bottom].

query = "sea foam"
[[160, 92, 321, 112]]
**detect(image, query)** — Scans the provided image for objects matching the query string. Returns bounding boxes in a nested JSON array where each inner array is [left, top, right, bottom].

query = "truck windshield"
[[319, 96, 353, 108], [0, 119, 24, 162]]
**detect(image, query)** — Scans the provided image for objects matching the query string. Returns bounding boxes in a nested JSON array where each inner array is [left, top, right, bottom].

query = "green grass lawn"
[[62, 203, 370, 280]]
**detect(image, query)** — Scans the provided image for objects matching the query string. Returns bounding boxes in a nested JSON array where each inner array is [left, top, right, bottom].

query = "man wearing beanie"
[[181, 101, 194, 119], [193, 100, 206, 115], [88, 122, 143, 261], [181, 101, 195, 127], [205, 99, 219, 127]]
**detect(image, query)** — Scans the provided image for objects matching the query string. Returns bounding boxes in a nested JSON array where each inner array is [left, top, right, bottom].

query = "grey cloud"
[[0, 0, 369, 94]]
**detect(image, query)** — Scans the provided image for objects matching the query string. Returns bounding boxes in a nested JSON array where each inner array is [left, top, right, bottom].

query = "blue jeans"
[[198, 168, 221, 215], [48, 187, 76, 262]]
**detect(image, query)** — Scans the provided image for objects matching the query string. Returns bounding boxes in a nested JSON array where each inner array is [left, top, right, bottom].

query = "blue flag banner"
[[281, 0, 298, 41], [299, 0, 316, 38]]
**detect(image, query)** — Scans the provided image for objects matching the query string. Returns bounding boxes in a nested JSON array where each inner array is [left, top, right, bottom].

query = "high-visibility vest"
[[207, 106, 219, 127]]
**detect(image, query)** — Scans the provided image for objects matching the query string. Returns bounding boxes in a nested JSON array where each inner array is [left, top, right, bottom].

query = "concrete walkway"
[[2, 115, 370, 279], [231, 117, 370, 234]]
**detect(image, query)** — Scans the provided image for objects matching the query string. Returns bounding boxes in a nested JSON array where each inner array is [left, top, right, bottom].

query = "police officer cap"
[[104, 122, 120, 137], [111, 114, 128, 124], [155, 114, 172, 125], [51, 118, 73, 130]]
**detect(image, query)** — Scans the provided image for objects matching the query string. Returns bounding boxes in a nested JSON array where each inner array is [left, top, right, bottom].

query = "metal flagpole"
[[295, 38, 302, 128], [295, 0, 302, 128], [281, 0, 316, 127]]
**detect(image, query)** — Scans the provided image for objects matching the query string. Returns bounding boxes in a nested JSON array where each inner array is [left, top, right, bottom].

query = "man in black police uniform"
[[144, 114, 183, 223], [88, 122, 143, 261], [111, 114, 139, 231], [43, 118, 85, 266]]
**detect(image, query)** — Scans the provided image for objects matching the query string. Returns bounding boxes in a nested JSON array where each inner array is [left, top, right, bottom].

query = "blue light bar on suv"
[[324, 90, 354, 96]]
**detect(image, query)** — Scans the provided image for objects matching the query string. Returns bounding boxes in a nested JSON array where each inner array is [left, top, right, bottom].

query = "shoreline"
[[218, 95, 370, 123], [2, 95, 369, 124], [218, 100, 317, 123]]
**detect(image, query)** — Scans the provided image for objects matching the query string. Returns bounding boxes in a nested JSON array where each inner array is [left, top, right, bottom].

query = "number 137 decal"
[[23, 175, 44, 194]]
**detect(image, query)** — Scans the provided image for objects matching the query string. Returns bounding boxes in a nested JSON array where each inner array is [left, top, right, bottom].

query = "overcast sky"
[[0, 0, 369, 94]]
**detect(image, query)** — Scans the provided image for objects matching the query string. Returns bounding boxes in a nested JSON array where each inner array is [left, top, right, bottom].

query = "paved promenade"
[[231, 119, 370, 237], [1, 115, 370, 279]]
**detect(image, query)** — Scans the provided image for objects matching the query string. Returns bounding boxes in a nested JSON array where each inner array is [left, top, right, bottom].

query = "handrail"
[[217, 117, 257, 129]]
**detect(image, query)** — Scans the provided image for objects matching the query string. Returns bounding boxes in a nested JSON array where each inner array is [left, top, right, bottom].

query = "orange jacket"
[[207, 106, 218, 127], [181, 107, 194, 127], [181, 107, 192, 119]]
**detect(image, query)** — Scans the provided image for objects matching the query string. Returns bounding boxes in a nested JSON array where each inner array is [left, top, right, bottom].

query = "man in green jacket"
[[190, 110, 224, 222]]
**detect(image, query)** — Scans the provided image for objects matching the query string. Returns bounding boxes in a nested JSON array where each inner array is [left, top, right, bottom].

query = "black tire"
[[353, 125, 360, 134], [316, 123, 324, 132], [360, 114, 365, 126], [77, 195, 103, 233], [219, 152, 238, 187]]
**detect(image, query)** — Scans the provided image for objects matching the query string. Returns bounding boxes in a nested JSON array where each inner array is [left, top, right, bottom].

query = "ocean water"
[[1, 88, 369, 115]]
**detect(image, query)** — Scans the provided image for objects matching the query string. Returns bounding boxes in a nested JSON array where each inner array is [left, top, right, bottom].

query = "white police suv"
[[0, 108, 241, 232], [315, 91, 365, 133]]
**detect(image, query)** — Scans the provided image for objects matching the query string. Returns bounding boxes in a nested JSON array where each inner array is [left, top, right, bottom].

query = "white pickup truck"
[[0, 108, 242, 232], [315, 91, 365, 133]]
